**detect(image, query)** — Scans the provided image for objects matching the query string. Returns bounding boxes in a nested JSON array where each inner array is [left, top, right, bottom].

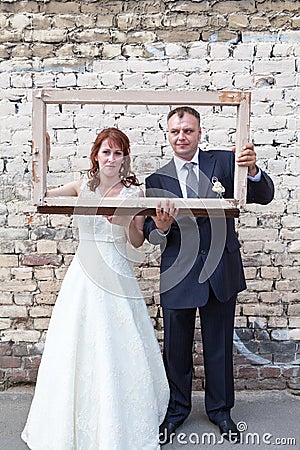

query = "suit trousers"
[[162, 290, 236, 426]]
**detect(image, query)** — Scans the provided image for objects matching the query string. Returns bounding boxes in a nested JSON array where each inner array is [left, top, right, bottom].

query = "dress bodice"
[[76, 178, 141, 243], [74, 179, 143, 295]]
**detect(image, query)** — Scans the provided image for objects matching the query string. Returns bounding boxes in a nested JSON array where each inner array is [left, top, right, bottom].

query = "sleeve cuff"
[[247, 168, 262, 182], [156, 227, 170, 236]]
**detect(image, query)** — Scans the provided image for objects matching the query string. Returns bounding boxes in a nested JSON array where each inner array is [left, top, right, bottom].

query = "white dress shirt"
[[173, 149, 262, 198], [173, 150, 200, 198]]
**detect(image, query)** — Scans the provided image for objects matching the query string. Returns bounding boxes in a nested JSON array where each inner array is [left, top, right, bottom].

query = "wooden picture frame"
[[32, 89, 251, 217]]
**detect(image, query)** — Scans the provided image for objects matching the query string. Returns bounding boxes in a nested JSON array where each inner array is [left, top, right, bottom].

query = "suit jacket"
[[143, 149, 274, 308]]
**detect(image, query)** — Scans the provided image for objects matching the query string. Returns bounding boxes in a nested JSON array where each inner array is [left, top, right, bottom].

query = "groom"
[[143, 106, 274, 444]]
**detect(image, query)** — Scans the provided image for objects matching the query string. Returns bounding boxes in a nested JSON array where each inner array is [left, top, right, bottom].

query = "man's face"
[[167, 112, 201, 161]]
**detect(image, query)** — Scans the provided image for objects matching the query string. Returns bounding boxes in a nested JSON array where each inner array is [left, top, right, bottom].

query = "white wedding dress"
[[22, 181, 169, 450]]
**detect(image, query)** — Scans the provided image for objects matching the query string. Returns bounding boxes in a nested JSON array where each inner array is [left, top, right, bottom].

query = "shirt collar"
[[173, 149, 199, 172]]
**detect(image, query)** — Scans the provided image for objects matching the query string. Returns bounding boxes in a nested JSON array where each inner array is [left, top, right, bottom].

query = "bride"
[[22, 128, 169, 450]]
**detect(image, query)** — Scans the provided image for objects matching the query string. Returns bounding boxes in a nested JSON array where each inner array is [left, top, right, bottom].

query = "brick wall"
[[0, 0, 300, 391]]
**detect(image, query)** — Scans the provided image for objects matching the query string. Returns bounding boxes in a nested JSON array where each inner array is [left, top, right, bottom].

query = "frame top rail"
[[35, 89, 251, 106]]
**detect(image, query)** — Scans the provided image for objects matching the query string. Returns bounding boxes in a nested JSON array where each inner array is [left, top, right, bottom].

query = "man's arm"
[[233, 143, 274, 205], [247, 171, 274, 205]]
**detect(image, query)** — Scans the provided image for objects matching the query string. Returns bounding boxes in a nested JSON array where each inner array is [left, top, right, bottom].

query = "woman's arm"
[[127, 189, 145, 248], [46, 180, 82, 197]]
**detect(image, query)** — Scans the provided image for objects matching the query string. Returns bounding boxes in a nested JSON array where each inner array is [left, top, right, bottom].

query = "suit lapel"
[[158, 159, 183, 198], [158, 151, 217, 199], [198, 150, 217, 198]]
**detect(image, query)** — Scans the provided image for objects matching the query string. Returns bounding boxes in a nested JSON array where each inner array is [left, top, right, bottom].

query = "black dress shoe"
[[159, 421, 178, 445], [218, 418, 241, 443]]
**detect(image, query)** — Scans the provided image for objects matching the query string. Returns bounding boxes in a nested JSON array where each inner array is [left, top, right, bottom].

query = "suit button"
[[200, 249, 207, 255]]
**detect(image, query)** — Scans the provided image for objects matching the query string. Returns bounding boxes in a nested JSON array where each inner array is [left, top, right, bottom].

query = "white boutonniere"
[[211, 176, 225, 198]]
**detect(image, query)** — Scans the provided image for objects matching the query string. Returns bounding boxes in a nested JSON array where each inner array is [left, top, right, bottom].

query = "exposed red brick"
[[20, 254, 62, 266]]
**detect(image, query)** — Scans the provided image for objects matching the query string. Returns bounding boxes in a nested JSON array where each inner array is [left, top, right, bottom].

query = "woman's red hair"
[[87, 127, 141, 191]]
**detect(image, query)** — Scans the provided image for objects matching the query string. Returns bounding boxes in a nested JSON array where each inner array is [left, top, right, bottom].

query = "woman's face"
[[96, 138, 124, 178]]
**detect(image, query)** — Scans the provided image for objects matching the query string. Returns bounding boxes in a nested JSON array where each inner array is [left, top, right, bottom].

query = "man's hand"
[[232, 143, 258, 177], [152, 200, 178, 233]]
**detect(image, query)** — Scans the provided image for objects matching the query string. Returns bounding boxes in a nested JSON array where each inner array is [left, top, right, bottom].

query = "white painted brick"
[[289, 318, 300, 327], [0, 319, 11, 330], [10, 73, 33, 88], [100, 71, 122, 87], [165, 43, 186, 57], [143, 73, 166, 88], [234, 74, 253, 89], [233, 44, 255, 59], [30, 306, 53, 317], [289, 241, 300, 253], [252, 42, 273, 58], [268, 317, 288, 328], [189, 72, 211, 88], [10, 14, 31, 30], [33, 71, 55, 88], [34, 318, 51, 330], [252, 88, 287, 102], [14, 294, 33, 305], [7, 214, 26, 230], [0, 14, 8, 28], [254, 57, 296, 74], [209, 43, 230, 59], [239, 228, 278, 241], [123, 73, 144, 89], [118, 115, 159, 129], [102, 44, 122, 58], [0, 291, 13, 305], [94, 60, 128, 73], [251, 115, 287, 130], [1, 330, 40, 342], [0, 305, 27, 318], [29, 29, 67, 43], [56, 72, 77, 87], [252, 130, 274, 144], [128, 59, 169, 72], [267, 159, 286, 174], [56, 128, 77, 144], [48, 158, 70, 172], [210, 72, 233, 89], [285, 88, 300, 102], [34, 293, 56, 305], [210, 59, 251, 73], [282, 215, 300, 228], [282, 174, 300, 188], [167, 73, 188, 88], [71, 157, 89, 171], [77, 72, 101, 87], [169, 59, 208, 72], [0, 73, 10, 88], [11, 267, 32, 280], [188, 42, 208, 59], [36, 240, 57, 254]]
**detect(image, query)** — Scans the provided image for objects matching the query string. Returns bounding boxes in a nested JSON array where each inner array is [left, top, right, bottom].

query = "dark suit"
[[144, 149, 274, 426]]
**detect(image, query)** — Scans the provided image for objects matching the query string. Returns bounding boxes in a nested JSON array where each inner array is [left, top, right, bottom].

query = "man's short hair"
[[167, 106, 200, 127]]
